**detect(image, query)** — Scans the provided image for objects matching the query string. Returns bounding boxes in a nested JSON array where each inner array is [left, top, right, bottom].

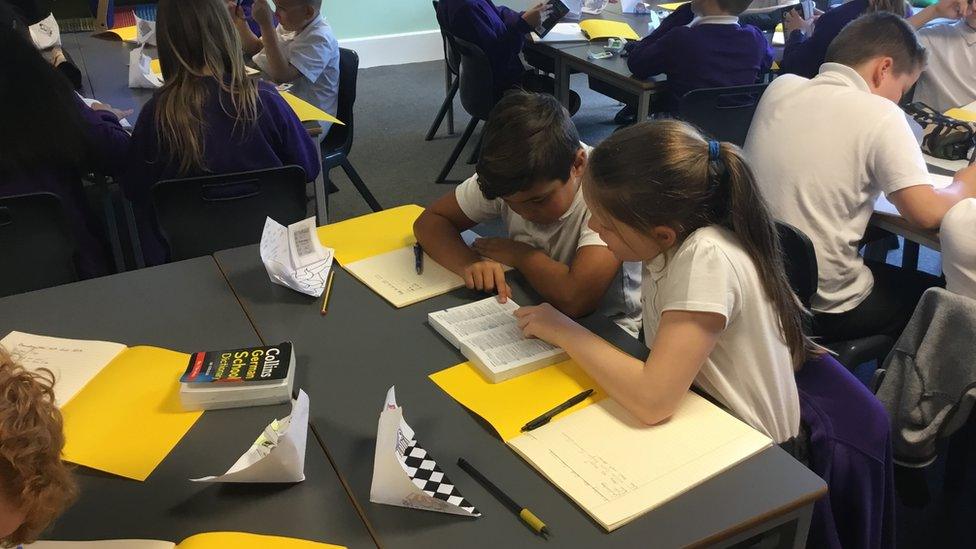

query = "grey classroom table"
[[214, 244, 827, 548], [0, 257, 374, 548]]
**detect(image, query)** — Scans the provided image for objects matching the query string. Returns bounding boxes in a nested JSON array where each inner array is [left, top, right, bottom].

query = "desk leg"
[[902, 240, 920, 271], [554, 56, 571, 108], [637, 91, 652, 122]]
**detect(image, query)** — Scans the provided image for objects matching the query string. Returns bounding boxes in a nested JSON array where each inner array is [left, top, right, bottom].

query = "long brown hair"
[[585, 121, 815, 368], [0, 347, 77, 547], [154, 0, 259, 175]]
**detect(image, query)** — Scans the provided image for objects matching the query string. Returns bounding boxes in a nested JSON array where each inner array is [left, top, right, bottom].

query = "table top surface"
[[0, 257, 375, 548], [214, 243, 826, 549]]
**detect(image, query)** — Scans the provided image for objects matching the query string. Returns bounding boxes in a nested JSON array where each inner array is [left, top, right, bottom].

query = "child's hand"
[[783, 9, 814, 36], [90, 101, 133, 119], [515, 303, 578, 346], [225, 0, 245, 22], [521, 3, 546, 28], [463, 259, 511, 302], [471, 237, 534, 268], [933, 0, 969, 19], [252, 0, 275, 30]]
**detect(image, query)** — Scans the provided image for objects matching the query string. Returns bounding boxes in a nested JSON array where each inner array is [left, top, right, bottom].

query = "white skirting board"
[[339, 29, 445, 69]]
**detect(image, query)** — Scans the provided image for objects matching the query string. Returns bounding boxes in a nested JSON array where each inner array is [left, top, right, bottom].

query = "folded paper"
[[370, 386, 480, 516], [261, 217, 335, 297], [129, 46, 163, 89], [192, 390, 308, 483]]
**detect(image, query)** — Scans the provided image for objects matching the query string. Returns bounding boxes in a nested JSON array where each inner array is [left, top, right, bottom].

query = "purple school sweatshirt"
[[0, 97, 130, 278], [780, 0, 869, 78], [121, 79, 320, 266], [441, 0, 531, 96], [625, 4, 773, 112]]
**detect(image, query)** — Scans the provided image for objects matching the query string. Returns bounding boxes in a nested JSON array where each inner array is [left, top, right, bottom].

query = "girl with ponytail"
[[515, 121, 817, 444]]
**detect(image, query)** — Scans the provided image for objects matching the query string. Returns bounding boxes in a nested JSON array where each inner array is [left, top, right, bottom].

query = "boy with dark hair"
[[414, 92, 641, 335], [615, 0, 772, 124], [744, 13, 976, 343]]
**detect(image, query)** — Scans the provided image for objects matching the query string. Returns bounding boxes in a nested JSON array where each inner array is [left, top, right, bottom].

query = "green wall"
[[322, 0, 438, 40]]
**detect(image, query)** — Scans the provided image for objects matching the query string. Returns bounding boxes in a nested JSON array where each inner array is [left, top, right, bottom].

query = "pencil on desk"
[[457, 457, 550, 538], [320, 270, 335, 315]]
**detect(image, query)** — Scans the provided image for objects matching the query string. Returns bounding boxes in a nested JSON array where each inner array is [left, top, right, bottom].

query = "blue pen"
[[414, 243, 424, 275]]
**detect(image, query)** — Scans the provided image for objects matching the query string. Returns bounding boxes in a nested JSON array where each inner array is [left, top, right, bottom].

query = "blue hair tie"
[[708, 140, 721, 161]]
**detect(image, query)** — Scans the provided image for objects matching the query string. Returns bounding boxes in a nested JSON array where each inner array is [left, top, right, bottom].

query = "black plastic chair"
[[150, 165, 308, 261], [0, 192, 79, 296], [775, 221, 895, 370], [426, 0, 460, 140], [679, 83, 769, 146], [435, 35, 496, 184], [321, 48, 382, 213]]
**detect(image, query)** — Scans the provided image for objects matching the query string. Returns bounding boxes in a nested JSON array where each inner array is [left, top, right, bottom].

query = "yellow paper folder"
[[945, 107, 976, 122], [657, 2, 688, 10], [1, 331, 201, 481], [95, 25, 138, 41], [580, 19, 639, 41], [25, 532, 346, 549], [278, 90, 343, 125], [316, 204, 424, 265]]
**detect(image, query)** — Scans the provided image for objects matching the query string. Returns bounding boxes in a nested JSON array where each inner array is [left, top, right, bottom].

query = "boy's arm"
[[227, 1, 263, 55], [624, 2, 693, 57], [626, 27, 684, 79], [909, 0, 968, 28], [251, 0, 301, 82], [888, 165, 976, 230], [472, 242, 620, 318]]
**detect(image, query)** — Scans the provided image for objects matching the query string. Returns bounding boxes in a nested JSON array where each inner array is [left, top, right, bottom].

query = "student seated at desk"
[[779, 0, 966, 78], [123, 0, 320, 266], [0, 0, 129, 278], [0, 347, 77, 546], [414, 92, 642, 336], [7, 0, 83, 90], [911, 0, 976, 111], [744, 13, 976, 343], [616, 0, 773, 124], [229, 0, 340, 134], [440, 0, 581, 113]]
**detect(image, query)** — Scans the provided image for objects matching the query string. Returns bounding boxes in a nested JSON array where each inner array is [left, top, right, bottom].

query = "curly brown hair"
[[0, 346, 77, 547]]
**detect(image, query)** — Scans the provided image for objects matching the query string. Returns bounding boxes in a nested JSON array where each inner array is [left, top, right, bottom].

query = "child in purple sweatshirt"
[[617, 0, 772, 124]]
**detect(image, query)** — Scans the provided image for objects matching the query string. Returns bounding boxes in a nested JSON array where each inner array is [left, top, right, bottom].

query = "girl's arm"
[[516, 305, 723, 425]]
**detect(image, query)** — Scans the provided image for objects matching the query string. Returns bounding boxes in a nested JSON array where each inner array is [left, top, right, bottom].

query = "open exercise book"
[[317, 205, 508, 308], [24, 532, 345, 549], [430, 361, 772, 531], [428, 297, 567, 383], [0, 331, 203, 481]]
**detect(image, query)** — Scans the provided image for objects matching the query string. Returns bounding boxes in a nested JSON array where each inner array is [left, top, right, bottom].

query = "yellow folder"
[[26, 532, 346, 548], [657, 2, 688, 10], [316, 204, 424, 265], [95, 25, 137, 41], [278, 90, 343, 125], [945, 107, 976, 122], [580, 19, 639, 41], [60, 346, 203, 481], [428, 359, 604, 441]]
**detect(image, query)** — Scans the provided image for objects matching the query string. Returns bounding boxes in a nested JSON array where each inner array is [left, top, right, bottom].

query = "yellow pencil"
[[320, 270, 335, 316]]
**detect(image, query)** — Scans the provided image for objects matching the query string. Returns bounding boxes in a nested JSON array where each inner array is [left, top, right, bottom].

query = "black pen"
[[457, 458, 550, 538], [413, 243, 424, 275], [521, 389, 594, 432]]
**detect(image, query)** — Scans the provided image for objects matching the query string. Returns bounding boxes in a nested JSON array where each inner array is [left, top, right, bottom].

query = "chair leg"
[[445, 58, 455, 135], [425, 78, 459, 141], [436, 118, 479, 184], [466, 129, 483, 165], [340, 158, 383, 212]]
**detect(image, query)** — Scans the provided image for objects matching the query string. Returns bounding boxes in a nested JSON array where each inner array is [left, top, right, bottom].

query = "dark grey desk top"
[[214, 244, 826, 548], [69, 32, 156, 119], [0, 257, 374, 548]]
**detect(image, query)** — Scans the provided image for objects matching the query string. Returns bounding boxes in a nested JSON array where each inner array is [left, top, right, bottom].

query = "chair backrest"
[[432, 0, 461, 75], [451, 35, 496, 120], [0, 192, 79, 296], [679, 83, 769, 146], [775, 221, 818, 308], [150, 165, 308, 261], [322, 48, 359, 157]]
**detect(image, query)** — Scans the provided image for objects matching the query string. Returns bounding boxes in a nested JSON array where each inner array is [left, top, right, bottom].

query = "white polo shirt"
[[454, 145, 643, 336], [940, 198, 976, 299], [744, 63, 931, 314], [915, 20, 976, 112], [642, 226, 800, 443], [254, 15, 340, 132]]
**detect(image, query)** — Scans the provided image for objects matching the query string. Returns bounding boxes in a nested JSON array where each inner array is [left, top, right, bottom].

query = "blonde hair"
[[154, 0, 260, 175], [584, 121, 817, 369], [0, 347, 77, 547]]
